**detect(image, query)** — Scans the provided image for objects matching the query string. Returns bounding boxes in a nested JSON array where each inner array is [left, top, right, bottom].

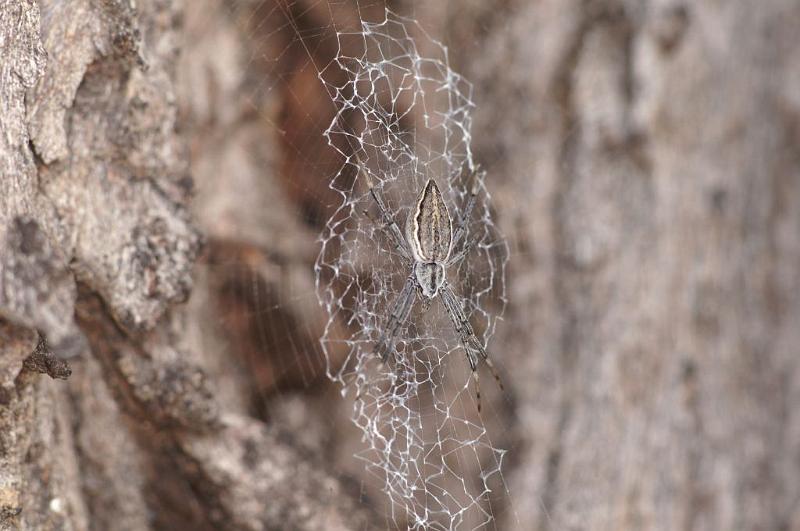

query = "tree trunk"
[[444, 1, 800, 529], [1, 0, 798, 530], [1, 1, 372, 529]]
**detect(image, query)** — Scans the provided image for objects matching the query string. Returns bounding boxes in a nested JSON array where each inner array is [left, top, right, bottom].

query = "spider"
[[360, 163, 503, 413]]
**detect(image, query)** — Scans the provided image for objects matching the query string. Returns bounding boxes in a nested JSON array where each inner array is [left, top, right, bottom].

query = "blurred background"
[[1, 0, 799, 530]]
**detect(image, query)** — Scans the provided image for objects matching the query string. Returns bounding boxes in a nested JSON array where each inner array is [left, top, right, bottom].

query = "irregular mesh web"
[[314, 10, 509, 529]]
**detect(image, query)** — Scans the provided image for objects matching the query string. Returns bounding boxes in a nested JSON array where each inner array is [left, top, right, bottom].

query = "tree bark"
[[443, 1, 800, 529], [2, 0, 799, 530], [1, 1, 373, 529]]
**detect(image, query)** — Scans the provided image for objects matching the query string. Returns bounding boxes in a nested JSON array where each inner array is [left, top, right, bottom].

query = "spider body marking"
[[361, 163, 503, 413]]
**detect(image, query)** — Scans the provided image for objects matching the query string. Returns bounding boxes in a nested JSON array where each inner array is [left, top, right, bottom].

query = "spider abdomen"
[[406, 179, 453, 263], [415, 262, 446, 298]]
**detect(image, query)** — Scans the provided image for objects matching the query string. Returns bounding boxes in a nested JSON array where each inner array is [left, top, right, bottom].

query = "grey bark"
[[0, 1, 373, 530]]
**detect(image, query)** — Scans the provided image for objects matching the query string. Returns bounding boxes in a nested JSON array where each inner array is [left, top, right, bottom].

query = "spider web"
[[314, 9, 510, 529]]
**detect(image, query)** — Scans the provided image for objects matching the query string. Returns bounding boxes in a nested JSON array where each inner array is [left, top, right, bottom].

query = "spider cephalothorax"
[[361, 164, 502, 412]]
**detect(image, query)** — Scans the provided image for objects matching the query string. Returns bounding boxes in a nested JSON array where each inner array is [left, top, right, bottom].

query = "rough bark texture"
[[1, 0, 798, 530], [1, 1, 372, 529]]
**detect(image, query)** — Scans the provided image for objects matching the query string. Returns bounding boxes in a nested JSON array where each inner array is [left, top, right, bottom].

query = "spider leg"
[[358, 161, 412, 261], [375, 274, 417, 363], [439, 281, 503, 413], [449, 167, 483, 256], [446, 233, 482, 268]]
